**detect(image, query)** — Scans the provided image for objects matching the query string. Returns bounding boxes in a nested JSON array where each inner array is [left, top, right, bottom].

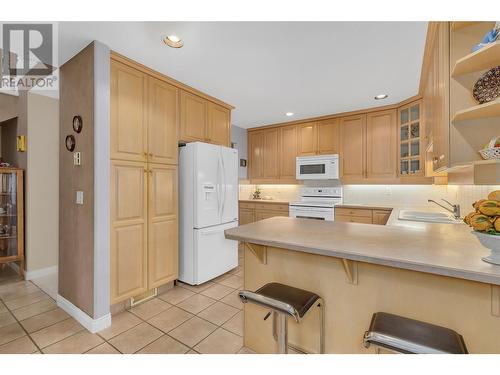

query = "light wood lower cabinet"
[[147, 164, 178, 288], [335, 207, 391, 225], [238, 201, 289, 224], [110, 160, 148, 304], [110, 160, 178, 304]]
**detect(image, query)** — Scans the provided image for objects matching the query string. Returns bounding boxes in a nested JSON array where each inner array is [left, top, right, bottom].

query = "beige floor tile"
[[0, 280, 31, 293], [169, 316, 217, 347], [194, 328, 243, 354], [11, 298, 57, 321], [5, 290, 51, 310], [197, 302, 239, 326], [98, 311, 142, 340], [0, 311, 16, 328], [220, 290, 243, 310], [238, 346, 256, 354], [0, 322, 26, 346], [211, 273, 230, 284], [109, 322, 163, 354], [177, 281, 214, 293], [177, 294, 216, 314], [42, 330, 104, 354], [85, 342, 120, 354], [186, 349, 199, 354], [158, 287, 195, 305], [30, 318, 84, 348], [0, 283, 39, 301], [137, 335, 189, 354], [200, 284, 234, 300], [0, 335, 38, 354], [129, 298, 171, 320], [235, 270, 244, 277], [217, 275, 243, 289], [0, 301, 7, 313], [222, 311, 243, 336], [20, 308, 69, 333], [147, 306, 193, 333]]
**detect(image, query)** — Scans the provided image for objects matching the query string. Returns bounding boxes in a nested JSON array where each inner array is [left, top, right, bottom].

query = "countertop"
[[225, 210, 500, 286], [239, 199, 290, 204], [335, 204, 392, 211]]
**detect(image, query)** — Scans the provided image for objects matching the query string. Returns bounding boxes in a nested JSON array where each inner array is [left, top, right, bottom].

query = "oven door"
[[296, 156, 339, 180], [289, 206, 334, 221]]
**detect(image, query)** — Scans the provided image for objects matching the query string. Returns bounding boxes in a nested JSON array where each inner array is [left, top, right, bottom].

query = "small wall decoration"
[[16, 135, 26, 152], [72, 115, 83, 133], [240, 159, 247, 167], [65, 135, 76, 152]]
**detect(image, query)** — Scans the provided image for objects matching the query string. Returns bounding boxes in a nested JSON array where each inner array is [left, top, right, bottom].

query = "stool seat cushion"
[[255, 282, 320, 318], [365, 312, 468, 354]]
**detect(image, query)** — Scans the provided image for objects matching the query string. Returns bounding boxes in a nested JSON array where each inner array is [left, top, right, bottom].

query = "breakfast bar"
[[225, 215, 500, 354]]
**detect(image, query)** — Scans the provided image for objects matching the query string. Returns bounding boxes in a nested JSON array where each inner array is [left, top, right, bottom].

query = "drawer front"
[[255, 210, 289, 221], [239, 202, 255, 209], [335, 214, 373, 224], [253, 203, 289, 212], [335, 207, 373, 218]]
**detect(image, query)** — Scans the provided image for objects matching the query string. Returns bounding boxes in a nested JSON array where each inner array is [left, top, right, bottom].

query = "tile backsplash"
[[239, 183, 500, 212]]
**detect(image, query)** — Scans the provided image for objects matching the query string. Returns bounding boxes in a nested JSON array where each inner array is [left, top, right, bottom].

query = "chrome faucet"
[[428, 199, 461, 219]]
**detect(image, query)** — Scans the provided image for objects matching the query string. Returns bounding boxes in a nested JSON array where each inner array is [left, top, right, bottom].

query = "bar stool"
[[363, 312, 468, 354], [239, 282, 325, 354]]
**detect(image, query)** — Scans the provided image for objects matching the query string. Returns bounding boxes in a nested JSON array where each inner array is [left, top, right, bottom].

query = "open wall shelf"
[[450, 22, 482, 31], [452, 41, 500, 77], [452, 100, 500, 122]]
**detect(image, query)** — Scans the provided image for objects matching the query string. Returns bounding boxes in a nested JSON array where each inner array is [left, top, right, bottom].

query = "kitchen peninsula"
[[225, 214, 500, 353]]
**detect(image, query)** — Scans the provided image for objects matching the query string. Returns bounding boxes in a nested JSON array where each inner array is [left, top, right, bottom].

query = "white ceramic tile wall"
[[239, 184, 500, 212]]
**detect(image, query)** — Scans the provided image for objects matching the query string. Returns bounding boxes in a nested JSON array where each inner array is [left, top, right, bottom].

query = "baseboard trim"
[[56, 294, 111, 333], [25, 265, 58, 281]]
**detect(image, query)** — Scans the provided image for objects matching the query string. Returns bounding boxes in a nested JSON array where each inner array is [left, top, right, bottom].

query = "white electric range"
[[289, 187, 342, 221]]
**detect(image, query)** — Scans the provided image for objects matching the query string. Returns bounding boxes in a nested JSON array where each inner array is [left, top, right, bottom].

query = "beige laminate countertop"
[[335, 204, 392, 211], [225, 213, 500, 286], [239, 199, 290, 205]]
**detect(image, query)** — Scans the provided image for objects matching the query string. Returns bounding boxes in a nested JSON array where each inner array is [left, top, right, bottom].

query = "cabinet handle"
[[439, 154, 445, 160], [432, 156, 438, 164], [149, 153, 153, 157]]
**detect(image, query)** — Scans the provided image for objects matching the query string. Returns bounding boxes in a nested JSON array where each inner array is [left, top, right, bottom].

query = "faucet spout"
[[428, 199, 461, 219]]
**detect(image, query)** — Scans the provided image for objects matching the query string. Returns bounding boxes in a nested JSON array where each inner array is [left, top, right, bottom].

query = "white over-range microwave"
[[296, 154, 340, 180]]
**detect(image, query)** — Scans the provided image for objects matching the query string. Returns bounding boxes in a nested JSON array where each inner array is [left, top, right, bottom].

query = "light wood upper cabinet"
[[249, 130, 265, 179], [297, 122, 318, 156], [207, 103, 230, 146], [279, 125, 298, 180], [317, 119, 339, 154], [148, 77, 178, 165], [340, 115, 366, 179], [148, 164, 178, 288], [111, 61, 147, 162], [263, 128, 279, 179], [366, 110, 397, 179], [180, 91, 207, 142], [110, 160, 148, 304]]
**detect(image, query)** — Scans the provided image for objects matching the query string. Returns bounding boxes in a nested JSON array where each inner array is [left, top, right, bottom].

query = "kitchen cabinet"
[[339, 114, 366, 180], [110, 160, 148, 304], [263, 128, 280, 179], [366, 109, 397, 179], [147, 164, 178, 288], [297, 122, 317, 156], [207, 102, 231, 146], [111, 61, 147, 162], [248, 130, 265, 180], [148, 77, 179, 165], [180, 90, 232, 146], [238, 201, 289, 225], [279, 125, 298, 180], [239, 208, 255, 225], [249, 128, 284, 182], [398, 100, 425, 177], [335, 207, 392, 225]]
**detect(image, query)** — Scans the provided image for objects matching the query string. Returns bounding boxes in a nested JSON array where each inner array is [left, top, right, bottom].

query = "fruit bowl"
[[474, 231, 500, 265]]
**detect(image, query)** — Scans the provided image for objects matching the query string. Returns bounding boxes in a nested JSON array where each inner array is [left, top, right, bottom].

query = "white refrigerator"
[[179, 142, 239, 285]]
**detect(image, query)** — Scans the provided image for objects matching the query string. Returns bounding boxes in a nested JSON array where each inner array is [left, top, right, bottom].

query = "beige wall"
[[26, 92, 59, 272]]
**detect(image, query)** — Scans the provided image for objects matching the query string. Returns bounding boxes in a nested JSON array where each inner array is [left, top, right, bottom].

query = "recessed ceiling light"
[[374, 94, 388, 100], [163, 35, 183, 48], [285, 112, 294, 117]]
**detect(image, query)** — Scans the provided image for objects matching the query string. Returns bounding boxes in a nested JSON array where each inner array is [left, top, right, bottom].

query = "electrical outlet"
[[73, 152, 81, 166], [76, 191, 84, 205], [385, 186, 392, 195]]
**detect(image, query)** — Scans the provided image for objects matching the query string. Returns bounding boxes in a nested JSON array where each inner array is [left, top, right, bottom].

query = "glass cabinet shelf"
[[398, 101, 423, 177]]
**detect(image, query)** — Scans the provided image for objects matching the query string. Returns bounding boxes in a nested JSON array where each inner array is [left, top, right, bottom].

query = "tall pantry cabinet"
[[110, 57, 178, 304]]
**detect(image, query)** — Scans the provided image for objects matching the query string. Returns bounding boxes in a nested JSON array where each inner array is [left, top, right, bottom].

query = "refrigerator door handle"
[[217, 152, 224, 220], [221, 149, 226, 218]]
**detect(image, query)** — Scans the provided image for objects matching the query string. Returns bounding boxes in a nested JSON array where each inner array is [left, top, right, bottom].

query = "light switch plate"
[[76, 191, 84, 205]]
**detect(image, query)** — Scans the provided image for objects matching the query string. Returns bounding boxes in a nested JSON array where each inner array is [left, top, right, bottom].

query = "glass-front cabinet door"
[[398, 100, 423, 177], [0, 168, 24, 279]]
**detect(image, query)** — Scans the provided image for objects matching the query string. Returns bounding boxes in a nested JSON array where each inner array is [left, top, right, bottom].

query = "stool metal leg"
[[277, 313, 288, 354], [318, 299, 325, 354]]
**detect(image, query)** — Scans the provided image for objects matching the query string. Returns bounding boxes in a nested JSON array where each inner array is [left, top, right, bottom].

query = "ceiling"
[[59, 22, 428, 129]]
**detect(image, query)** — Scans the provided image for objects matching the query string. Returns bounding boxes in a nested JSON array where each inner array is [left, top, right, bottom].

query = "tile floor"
[[0, 249, 255, 354]]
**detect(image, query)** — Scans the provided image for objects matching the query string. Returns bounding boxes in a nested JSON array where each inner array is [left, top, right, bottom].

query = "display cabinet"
[[0, 168, 24, 279], [398, 100, 424, 176]]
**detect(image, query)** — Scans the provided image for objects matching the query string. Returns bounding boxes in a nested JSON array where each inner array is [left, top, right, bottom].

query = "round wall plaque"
[[65, 135, 75, 152], [72, 115, 83, 133]]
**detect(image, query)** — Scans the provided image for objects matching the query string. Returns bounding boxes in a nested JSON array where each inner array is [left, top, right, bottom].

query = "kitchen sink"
[[398, 210, 463, 224]]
